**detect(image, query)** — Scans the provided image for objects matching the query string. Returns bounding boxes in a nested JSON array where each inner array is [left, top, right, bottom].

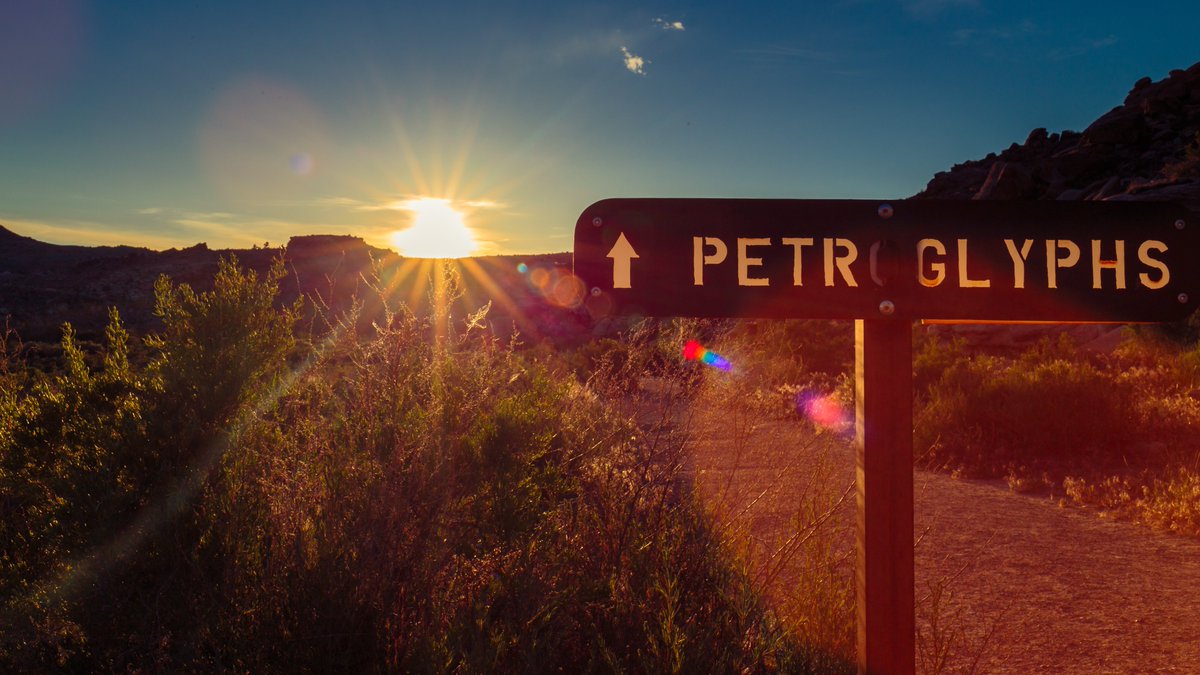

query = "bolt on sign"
[[573, 199, 1199, 323]]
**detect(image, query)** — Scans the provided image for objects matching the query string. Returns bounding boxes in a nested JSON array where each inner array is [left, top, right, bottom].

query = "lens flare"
[[0, 0, 86, 128], [683, 340, 732, 371], [197, 76, 332, 203], [289, 152, 314, 175], [795, 389, 852, 432], [519, 263, 586, 308]]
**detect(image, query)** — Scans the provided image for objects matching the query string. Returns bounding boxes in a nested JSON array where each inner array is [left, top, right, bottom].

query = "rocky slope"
[[915, 61, 1200, 206]]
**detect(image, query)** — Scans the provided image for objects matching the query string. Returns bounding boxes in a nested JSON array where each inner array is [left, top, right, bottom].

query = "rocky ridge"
[[916, 61, 1200, 207]]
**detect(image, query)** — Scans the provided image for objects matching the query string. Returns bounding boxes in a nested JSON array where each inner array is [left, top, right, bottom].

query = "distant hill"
[[915, 61, 1200, 206], [0, 228, 580, 346], [0, 224, 151, 273]]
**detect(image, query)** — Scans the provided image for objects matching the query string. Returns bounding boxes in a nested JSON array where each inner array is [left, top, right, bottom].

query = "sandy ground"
[[679, 397, 1200, 674]]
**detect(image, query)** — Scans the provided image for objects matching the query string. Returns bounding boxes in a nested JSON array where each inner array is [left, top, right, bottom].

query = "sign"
[[573, 198, 1199, 322]]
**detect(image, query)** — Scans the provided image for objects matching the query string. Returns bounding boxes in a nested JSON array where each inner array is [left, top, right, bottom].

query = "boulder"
[[973, 161, 1035, 200], [1081, 107, 1150, 146]]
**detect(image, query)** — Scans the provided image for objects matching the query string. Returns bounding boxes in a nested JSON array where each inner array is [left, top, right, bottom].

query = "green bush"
[[915, 341, 1134, 476]]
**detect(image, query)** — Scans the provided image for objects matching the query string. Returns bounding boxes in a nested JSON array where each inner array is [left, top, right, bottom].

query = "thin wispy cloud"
[[653, 17, 685, 31], [317, 196, 508, 213], [169, 214, 357, 248], [621, 46, 647, 75], [737, 45, 841, 62], [129, 205, 357, 249], [903, 0, 979, 17], [952, 19, 1038, 46], [1, 216, 193, 250], [1049, 34, 1119, 61], [312, 196, 364, 208], [136, 206, 238, 225], [461, 199, 506, 209]]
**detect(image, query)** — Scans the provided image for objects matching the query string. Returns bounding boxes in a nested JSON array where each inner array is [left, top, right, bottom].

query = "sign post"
[[573, 198, 1198, 675], [856, 319, 914, 675]]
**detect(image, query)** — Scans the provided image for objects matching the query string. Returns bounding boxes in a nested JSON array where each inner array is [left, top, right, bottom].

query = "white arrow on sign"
[[607, 232, 639, 289]]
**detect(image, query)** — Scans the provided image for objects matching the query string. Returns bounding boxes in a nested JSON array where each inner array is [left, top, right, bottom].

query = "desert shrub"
[[914, 336, 1134, 476], [918, 331, 1200, 536], [693, 319, 852, 421], [1, 260, 824, 672], [719, 319, 850, 384], [0, 256, 302, 670], [0, 312, 153, 668], [913, 333, 969, 400], [568, 331, 670, 392], [1064, 468, 1200, 535], [147, 255, 300, 436], [200, 301, 812, 673], [1138, 468, 1200, 533]]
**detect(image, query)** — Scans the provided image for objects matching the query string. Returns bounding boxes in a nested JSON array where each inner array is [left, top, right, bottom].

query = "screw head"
[[1179, 293, 1190, 304], [877, 203, 894, 219], [591, 287, 602, 296], [592, 216, 603, 227], [1176, 219, 1187, 230], [879, 300, 896, 315]]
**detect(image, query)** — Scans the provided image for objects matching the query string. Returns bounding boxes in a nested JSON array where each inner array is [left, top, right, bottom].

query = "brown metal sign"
[[573, 198, 1199, 322]]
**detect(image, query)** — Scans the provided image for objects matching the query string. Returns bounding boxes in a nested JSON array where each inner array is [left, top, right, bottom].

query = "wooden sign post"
[[856, 319, 914, 675], [573, 198, 1198, 675]]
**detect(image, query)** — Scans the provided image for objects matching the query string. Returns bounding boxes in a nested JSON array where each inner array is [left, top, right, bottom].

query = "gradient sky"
[[2, 0, 1199, 254]]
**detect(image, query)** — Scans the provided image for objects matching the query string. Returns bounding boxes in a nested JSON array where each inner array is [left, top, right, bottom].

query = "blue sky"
[[2, 0, 1199, 254]]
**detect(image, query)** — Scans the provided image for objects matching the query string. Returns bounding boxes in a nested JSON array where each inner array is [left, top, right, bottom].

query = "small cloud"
[[653, 17, 685, 31], [136, 207, 162, 215], [620, 46, 647, 75]]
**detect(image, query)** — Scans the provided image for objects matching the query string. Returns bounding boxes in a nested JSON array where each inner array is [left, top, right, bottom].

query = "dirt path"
[[684, 409, 1200, 673]]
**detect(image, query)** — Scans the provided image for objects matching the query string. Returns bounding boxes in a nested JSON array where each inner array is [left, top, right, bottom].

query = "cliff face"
[[916, 62, 1200, 207]]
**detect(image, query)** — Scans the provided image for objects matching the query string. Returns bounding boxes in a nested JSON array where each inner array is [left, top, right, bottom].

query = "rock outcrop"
[[915, 62, 1200, 208]]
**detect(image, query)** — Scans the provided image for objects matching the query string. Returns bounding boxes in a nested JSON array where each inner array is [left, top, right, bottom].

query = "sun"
[[390, 198, 478, 258]]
